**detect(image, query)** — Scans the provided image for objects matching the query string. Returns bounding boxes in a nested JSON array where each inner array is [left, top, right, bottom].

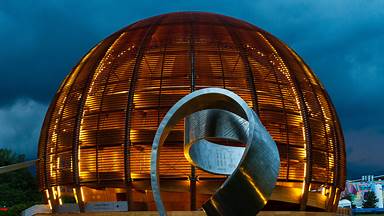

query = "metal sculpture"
[[0, 160, 37, 174], [185, 109, 248, 175], [150, 88, 280, 216]]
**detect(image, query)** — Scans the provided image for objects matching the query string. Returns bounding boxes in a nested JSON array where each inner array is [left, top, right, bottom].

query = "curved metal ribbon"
[[150, 88, 280, 216], [184, 109, 248, 175]]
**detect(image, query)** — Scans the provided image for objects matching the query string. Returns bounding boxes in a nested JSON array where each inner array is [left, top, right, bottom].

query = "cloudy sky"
[[0, 0, 383, 179]]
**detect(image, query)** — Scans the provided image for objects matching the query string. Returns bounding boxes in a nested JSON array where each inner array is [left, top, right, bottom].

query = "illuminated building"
[[37, 12, 346, 212], [342, 175, 384, 208]]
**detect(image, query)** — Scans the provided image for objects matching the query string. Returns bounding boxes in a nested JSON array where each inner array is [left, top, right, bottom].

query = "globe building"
[[37, 12, 346, 213]]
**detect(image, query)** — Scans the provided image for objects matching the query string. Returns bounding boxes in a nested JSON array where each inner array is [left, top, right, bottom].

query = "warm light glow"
[[78, 144, 81, 177], [333, 188, 339, 205], [258, 32, 310, 196], [73, 188, 79, 204], [302, 126, 308, 195], [49, 154, 53, 177], [56, 156, 60, 170], [287, 187, 304, 199], [111, 90, 128, 95], [240, 167, 267, 205], [57, 186, 62, 205], [78, 33, 128, 180], [84, 33, 127, 99], [80, 186, 85, 202], [51, 187, 56, 200], [302, 164, 307, 195], [47, 199, 52, 210]]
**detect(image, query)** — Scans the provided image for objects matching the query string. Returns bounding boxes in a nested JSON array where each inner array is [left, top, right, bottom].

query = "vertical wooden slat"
[[124, 15, 165, 210], [217, 16, 259, 114], [189, 13, 197, 211], [71, 32, 124, 211]]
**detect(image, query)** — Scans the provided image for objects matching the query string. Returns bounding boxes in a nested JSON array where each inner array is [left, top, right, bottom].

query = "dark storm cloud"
[[238, 1, 384, 132], [0, 99, 46, 158], [345, 128, 384, 178], [235, 1, 384, 179], [0, 0, 102, 105], [0, 0, 383, 178]]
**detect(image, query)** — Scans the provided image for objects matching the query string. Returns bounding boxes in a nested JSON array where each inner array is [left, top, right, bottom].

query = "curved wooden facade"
[[37, 12, 345, 212]]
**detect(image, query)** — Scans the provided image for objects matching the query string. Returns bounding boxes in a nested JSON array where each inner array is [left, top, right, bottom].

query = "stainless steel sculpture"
[[0, 160, 37, 174], [185, 109, 248, 175], [150, 88, 280, 216]]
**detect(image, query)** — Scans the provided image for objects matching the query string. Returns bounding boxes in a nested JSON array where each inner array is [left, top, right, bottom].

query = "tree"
[[342, 193, 353, 201], [342, 193, 356, 208], [363, 191, 378, 208], [0, 149, 42, 216]]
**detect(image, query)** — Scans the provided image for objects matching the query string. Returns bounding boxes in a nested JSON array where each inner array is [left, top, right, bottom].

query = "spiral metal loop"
[[150, 88, 280, 216]]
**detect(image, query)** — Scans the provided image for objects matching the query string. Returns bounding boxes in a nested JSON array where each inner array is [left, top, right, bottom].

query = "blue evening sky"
[[0, 0, 383, 179]]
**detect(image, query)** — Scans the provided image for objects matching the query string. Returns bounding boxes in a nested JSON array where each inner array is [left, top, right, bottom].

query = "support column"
[[189, 14, 197, 211]]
